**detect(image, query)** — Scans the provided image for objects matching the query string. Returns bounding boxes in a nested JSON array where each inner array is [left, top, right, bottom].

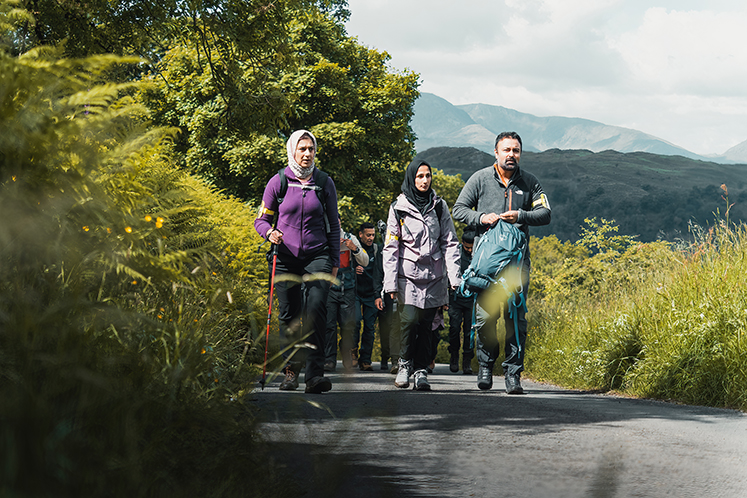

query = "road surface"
[[251, 363, 747, 498]]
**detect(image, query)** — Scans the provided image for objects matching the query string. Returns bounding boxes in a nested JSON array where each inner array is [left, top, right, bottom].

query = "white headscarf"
[[286, 129, 317, 180]]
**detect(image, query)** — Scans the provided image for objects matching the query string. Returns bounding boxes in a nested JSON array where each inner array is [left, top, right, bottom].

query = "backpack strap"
[[276, 168, 331, 235]]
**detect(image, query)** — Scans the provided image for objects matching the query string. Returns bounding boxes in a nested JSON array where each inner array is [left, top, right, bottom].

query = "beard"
[[500, 158, 518, 171]]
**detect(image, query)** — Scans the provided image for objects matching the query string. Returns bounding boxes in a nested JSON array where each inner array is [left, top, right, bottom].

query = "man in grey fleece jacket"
[[452, 131, 551, 394]]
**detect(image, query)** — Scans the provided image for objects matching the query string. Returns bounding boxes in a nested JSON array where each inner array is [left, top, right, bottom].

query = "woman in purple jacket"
[[255, 129, 340, 394], [383, 159, 460, 391]]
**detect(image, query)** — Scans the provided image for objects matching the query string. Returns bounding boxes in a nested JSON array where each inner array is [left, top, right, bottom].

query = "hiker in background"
[[452, 131, 551, 394], [254, 129, 340, 394], [376, 220, 400, 373], [383, 159, 460, 391], [352, 222, 382, 371], [448, 226, 476, 374], [324, 216, 368, 372]]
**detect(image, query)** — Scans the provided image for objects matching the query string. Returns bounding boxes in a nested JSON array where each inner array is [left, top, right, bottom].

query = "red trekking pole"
[[260, 243, 279, 390]]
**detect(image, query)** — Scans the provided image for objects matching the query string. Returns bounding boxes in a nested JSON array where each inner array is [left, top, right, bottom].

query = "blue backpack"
[[458, 221, 528, 353], [458, 220, 527, 298]]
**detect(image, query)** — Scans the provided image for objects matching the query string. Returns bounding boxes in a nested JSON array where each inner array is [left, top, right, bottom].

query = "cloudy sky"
[[344, 0, 747, 156]]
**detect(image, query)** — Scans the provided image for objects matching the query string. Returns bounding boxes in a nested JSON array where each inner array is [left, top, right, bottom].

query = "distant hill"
[[723, 139, 747, 163], [416, 146, 747, 243], [413, 93, 747, 164]]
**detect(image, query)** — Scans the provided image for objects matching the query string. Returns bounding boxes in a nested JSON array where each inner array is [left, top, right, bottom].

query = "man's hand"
[[375, 298, 384, 311], [499, 210, 519, 224], [341, 238, 357, 251], [330, 267, 338, 287], [356, 266, 364, 275], [480, 213, 500, 225]]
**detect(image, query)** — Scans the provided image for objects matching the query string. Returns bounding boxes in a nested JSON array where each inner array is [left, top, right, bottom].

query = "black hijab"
[[401, 159, 434, 215]]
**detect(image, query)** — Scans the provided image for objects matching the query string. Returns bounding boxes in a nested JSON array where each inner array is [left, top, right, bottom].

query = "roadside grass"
[[527, 218, 747, 411], [1, 49, 292, 496]]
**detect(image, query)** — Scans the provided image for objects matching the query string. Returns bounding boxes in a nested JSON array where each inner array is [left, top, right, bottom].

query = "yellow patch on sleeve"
[[532, 194, 550, 210], [256, 201, 275, 219]]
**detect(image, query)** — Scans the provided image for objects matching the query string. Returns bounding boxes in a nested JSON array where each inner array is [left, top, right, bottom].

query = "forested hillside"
[[416, 146, 747, 242]]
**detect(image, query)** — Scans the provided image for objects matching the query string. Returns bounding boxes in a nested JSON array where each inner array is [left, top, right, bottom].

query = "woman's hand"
[[266, 228, 283, 245]]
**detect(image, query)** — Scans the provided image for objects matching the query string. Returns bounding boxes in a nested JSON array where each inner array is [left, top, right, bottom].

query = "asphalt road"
[[251, 363, 747, 498]]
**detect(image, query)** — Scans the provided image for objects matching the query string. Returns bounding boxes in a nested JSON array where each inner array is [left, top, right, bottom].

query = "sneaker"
[[449, 353, 459, 373], [305, 376, 332, 394], [477, 365, 493, 390], [505, 373, 525, 395], [279, 369, 299, 391], [359, 362, 373, 371], [323, 360, 336, 372], [394, 358, 411, 388], [380, 360, 388, 371], [413, 369, 431, 391], [390, 362, 399, 374]]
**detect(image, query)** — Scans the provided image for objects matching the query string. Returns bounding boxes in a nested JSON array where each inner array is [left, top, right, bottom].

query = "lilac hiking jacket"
[[254, 167, 340, 267], [382, 193, 460, 309]]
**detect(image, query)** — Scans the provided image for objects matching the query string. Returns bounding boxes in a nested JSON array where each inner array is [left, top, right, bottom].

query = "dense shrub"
[[527, 218, 747, 411]]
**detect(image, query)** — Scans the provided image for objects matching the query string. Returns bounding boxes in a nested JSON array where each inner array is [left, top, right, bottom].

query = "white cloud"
[[610, 7, 747, 96], [345, 1, 747, 155]]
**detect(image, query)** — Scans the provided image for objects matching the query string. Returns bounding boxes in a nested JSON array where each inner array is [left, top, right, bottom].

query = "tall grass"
[[527, 219, 747, 411], [1, 44, 292, 496]]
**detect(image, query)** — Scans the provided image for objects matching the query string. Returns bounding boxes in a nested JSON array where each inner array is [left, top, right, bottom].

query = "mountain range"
[[412, 93, 747, 164]]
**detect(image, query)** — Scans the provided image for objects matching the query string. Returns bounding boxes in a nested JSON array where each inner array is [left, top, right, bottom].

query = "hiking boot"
[[380, 360, 388, 371], [279, 368, 299, 391], [305, 376, 332, 394], [463, 355, 473, 375], [323, 360, 336, 372], [477, 365, 493, 390], [505, 373, 525, 395], [394, 358, 411, 388], [390, 362, 399, 374], [359, 362, 373, 371], [413, 369, 431, 391], [449, 353, 459, 373], [350, 348, 359, 369]]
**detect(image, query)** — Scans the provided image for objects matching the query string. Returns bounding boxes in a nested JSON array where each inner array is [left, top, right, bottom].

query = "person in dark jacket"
[[352, 222, 383, 371], [324, 218, 368, 372], [448, 226, 476, 374], [254, 129, 340, 394], [453, 131, 551, 394]]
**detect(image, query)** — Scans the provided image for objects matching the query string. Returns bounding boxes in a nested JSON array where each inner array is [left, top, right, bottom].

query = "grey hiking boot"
[[477, 365, 493, 390], [413, 369, 431, 391], [394, 358, 411, 388], [505, 373, 525, 395]]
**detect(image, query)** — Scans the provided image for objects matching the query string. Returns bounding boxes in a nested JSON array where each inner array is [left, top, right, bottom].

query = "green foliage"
[[140, 8, 419, 222], [0, 38, 289, 495], [576, 217, 638, 255], [527, 218, 747, 411]]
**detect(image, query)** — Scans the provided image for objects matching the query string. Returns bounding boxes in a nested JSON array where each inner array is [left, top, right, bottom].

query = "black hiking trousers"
[[274, 249, 332, 383]]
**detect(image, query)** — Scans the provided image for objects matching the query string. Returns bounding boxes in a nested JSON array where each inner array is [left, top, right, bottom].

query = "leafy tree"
[[140, 8, 419, 222], [577, 217, 638, 255]]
